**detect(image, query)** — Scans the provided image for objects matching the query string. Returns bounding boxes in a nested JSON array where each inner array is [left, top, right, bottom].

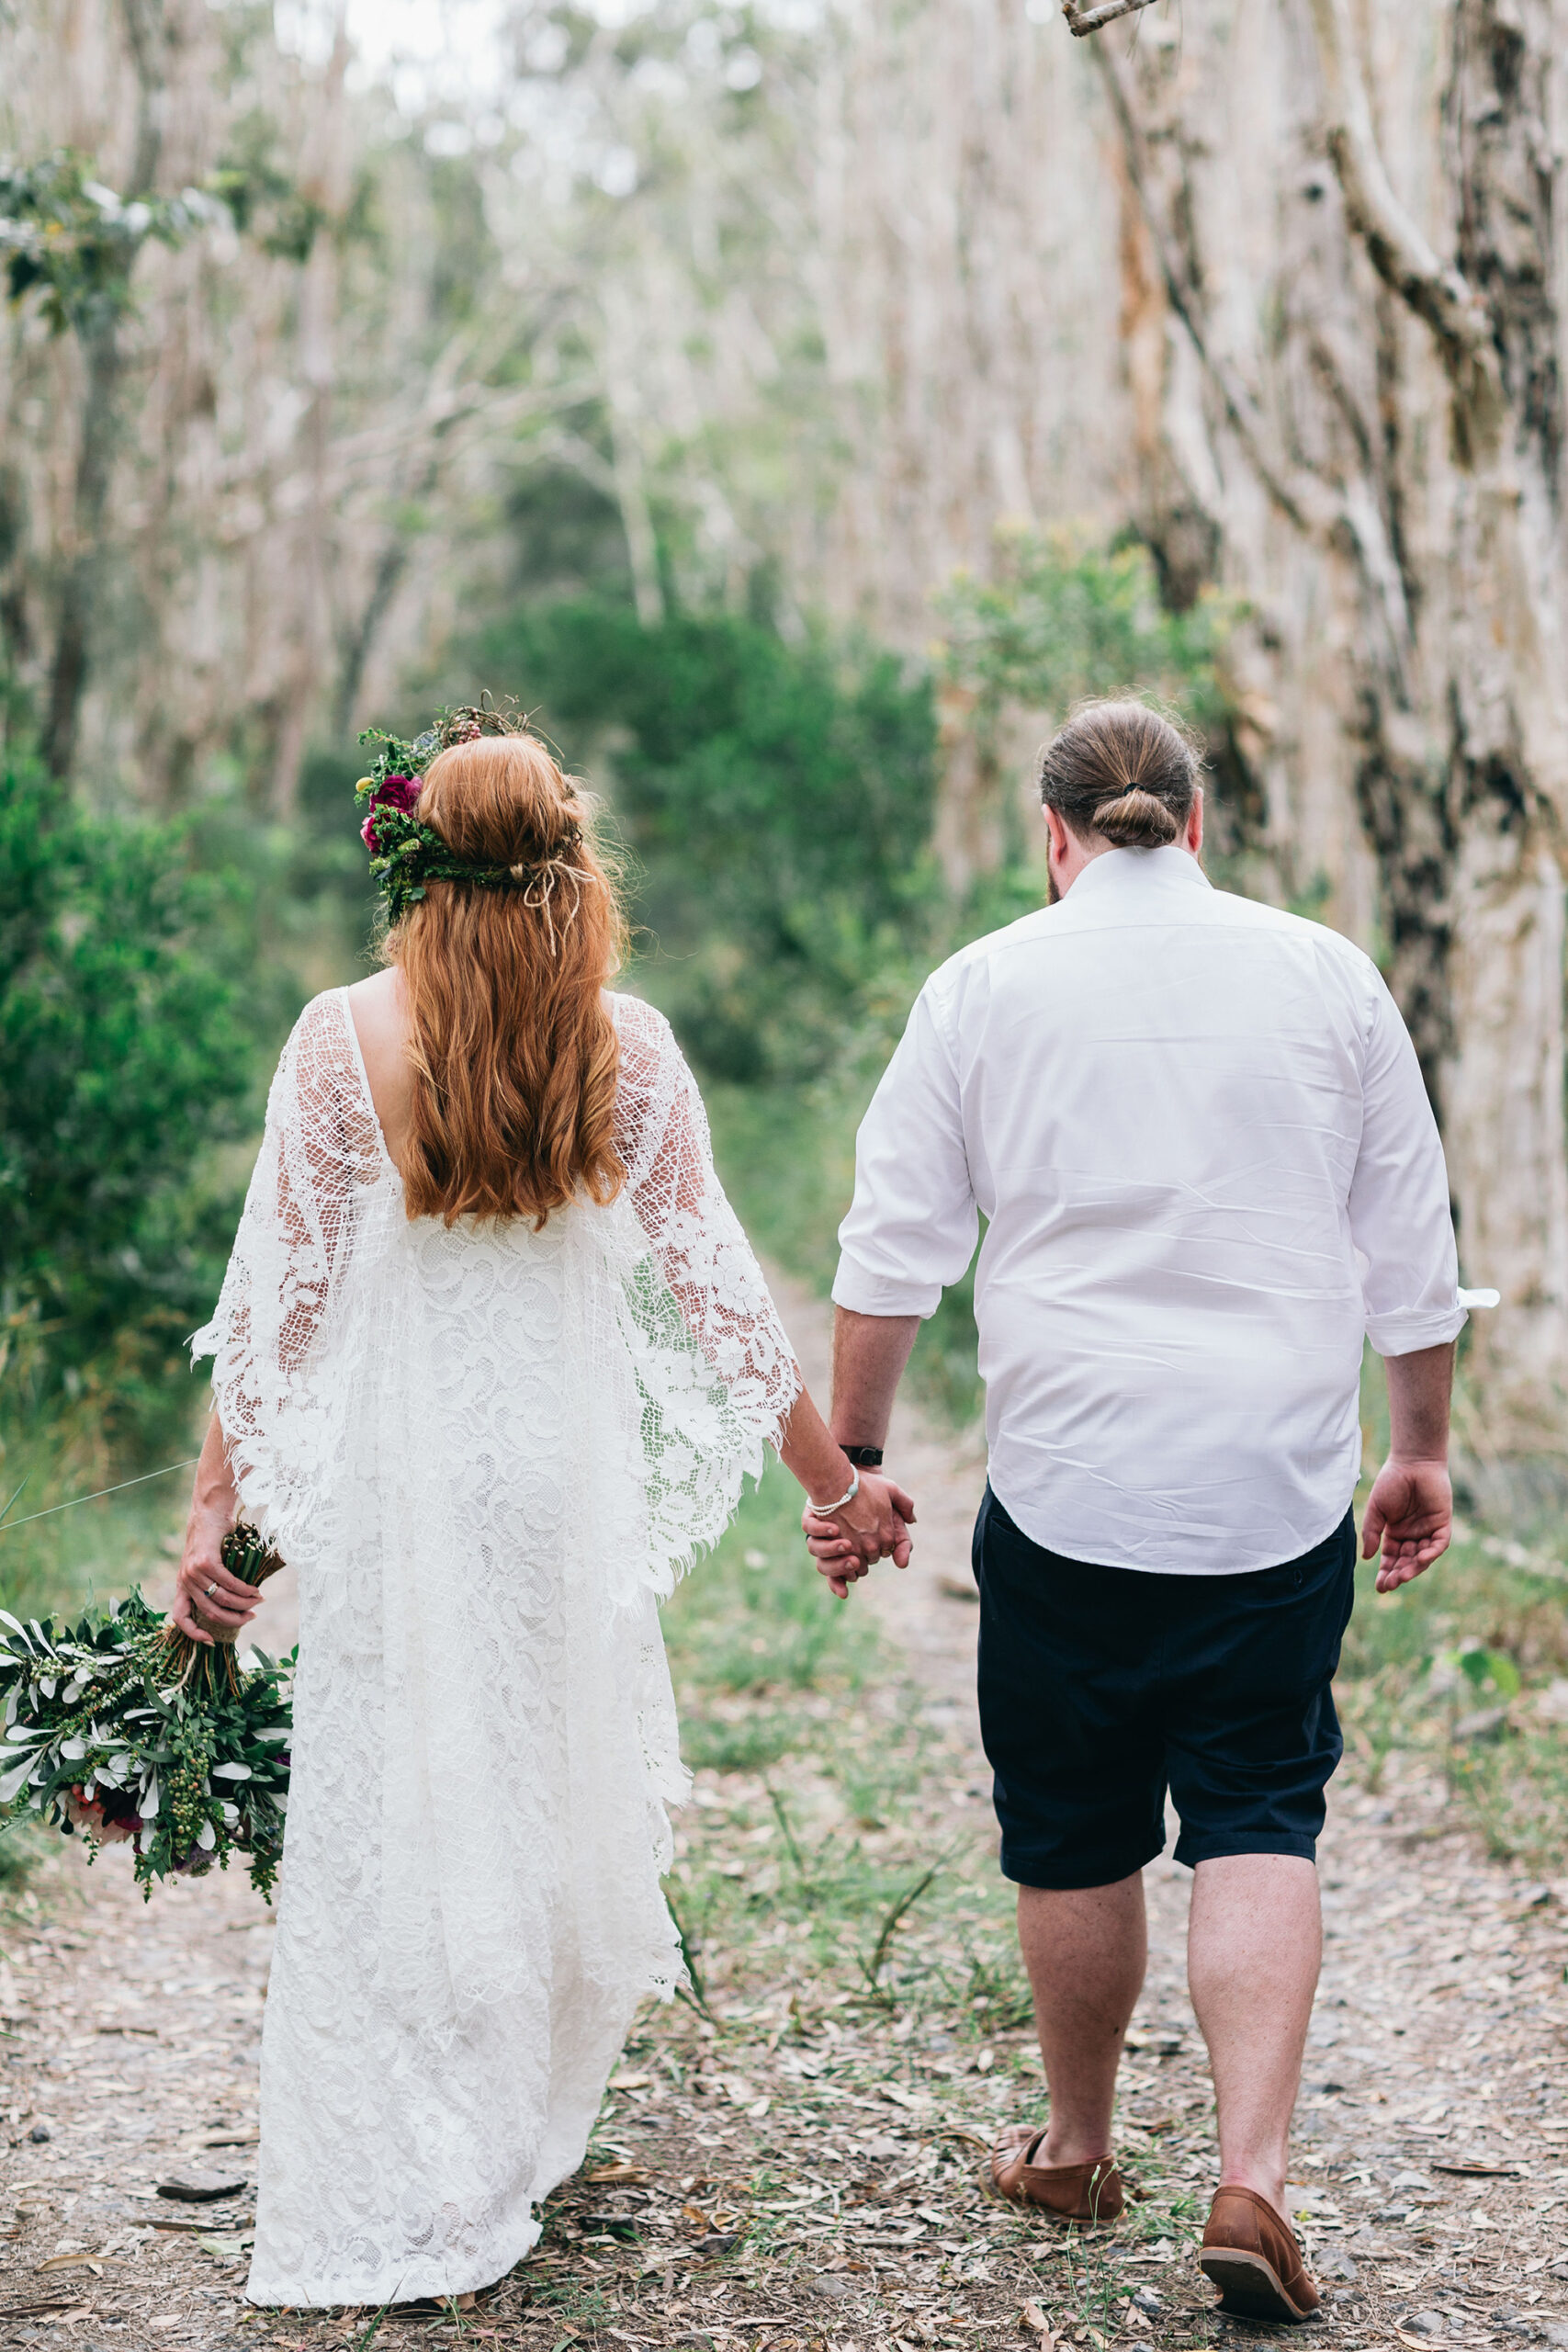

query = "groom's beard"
[[1046, 863, 1061, 906]]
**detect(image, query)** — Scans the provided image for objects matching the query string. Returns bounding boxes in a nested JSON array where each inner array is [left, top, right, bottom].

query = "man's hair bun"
[[1091, 786, 1183, 848], [1037, 697, 1202, 850]]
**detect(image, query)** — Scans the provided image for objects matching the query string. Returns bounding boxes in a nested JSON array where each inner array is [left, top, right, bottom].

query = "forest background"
[[4, 0, 1568, 1863]]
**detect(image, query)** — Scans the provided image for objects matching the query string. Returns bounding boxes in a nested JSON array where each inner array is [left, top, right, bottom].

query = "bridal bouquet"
[[0, 1525, 292, 1898]]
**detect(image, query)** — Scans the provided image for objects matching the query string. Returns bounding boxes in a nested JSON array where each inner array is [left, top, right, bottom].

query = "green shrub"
[[934, 524, 1233, 743], [475, 599, 940, 1080], [0, 747, 254, 1442]]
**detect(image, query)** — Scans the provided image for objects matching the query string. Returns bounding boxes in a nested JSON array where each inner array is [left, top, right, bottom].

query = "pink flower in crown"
[[361, 773, 423, 852], [375, 774, 423, 814]]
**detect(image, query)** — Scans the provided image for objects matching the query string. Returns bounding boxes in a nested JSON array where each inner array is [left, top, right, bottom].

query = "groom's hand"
[[1360, 1455, 1452, 1591], [803, 1472, 916, 1599]]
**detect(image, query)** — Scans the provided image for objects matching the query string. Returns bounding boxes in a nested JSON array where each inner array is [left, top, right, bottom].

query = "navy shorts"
[[974, 1487, 1356, 1889]]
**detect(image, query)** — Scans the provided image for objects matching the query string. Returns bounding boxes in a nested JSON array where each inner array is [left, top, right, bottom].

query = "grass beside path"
[[1337, 1526, 1568, 1871]]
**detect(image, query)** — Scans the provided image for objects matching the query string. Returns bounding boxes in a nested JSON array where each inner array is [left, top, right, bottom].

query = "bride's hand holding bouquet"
[[173, 1413, 265, 1645]]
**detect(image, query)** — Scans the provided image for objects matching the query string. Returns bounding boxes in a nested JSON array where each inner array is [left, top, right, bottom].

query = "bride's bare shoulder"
[[344, 970, 413, 1161], [345, 967, 401, 1033]]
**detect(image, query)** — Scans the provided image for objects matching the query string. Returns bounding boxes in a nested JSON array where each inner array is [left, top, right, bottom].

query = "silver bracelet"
[[807, 1465, 860, 1515]]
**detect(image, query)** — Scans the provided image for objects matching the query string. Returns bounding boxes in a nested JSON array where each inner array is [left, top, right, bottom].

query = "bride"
[[175, 709, 913, 2310]]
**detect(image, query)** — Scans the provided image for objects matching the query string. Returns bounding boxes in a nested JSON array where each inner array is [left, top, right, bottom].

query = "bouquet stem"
[[161, 1522, 284, 1696]]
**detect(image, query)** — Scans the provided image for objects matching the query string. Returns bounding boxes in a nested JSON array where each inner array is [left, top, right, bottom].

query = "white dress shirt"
[[833, 846, 1468, 1574]]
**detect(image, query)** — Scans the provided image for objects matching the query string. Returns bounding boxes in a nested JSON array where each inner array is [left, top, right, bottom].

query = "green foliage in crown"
[[355, 704, 538, 926]]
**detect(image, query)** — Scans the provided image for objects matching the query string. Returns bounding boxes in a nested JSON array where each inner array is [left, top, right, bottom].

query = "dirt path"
[[3, 1283, 1567, 2352]]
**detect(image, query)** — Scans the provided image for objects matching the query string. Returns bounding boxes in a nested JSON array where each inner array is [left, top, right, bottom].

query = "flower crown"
[[355, 706, 583, 930]]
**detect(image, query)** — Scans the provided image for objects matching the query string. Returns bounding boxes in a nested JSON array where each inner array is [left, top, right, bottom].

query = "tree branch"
[[1304, 0, 1499, 412], [1063, 0, 1159, 35]]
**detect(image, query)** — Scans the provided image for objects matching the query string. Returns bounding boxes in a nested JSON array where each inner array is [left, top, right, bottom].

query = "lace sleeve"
[[612, 995, 801, 1444], [190, 991, 386, 1537]]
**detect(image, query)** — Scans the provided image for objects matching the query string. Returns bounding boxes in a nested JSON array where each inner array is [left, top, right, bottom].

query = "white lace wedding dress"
[[191, 988, 799, 2308]]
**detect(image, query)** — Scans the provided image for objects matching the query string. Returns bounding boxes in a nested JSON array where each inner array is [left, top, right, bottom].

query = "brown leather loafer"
[[1198, 2185, 1320, 2321], [987, 2125, 1126, 2224]]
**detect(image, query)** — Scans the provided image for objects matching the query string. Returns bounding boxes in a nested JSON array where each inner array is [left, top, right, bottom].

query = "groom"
[[806, 701, 1466, 2322]]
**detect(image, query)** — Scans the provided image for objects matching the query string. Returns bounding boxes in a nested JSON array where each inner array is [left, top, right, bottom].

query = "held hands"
[[802, 1471, 917, 1600], [1361, 1455, 1453, 1592]]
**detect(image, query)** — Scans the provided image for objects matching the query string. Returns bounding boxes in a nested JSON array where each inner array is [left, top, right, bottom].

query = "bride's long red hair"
[[387, 732, 629, 1227]]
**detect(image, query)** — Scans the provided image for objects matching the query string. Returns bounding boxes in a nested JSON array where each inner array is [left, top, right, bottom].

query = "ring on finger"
[[204, 1580, 219, 1597]]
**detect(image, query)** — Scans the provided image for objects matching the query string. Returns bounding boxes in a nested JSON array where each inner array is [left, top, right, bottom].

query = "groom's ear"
[[1186, 788, 1205, 855], [1043, 804, 1069, 864]]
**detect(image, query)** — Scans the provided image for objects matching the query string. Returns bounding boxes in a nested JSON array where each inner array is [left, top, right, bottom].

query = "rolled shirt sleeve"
[[833, 982, 979, 1317], [1349, 973, 1469, 1357]]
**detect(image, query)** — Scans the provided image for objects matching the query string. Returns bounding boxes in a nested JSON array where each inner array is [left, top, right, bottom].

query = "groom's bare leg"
[[1188, 1853, 1321, 2216], [1017, 1874, 1146, 2162]]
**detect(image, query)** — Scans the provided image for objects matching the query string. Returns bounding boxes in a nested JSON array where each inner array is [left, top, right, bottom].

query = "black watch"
[[840, 1445, 885, 1468]]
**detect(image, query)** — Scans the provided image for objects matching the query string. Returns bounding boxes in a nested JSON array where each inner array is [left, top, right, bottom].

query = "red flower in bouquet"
[[63, 1786, 141, 1845]]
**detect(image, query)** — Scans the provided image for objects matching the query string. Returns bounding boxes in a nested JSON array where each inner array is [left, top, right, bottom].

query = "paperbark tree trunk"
[[1098, 0, 1568, 1452], [266, 7, 350, 818], [40, 0, 168, 781]]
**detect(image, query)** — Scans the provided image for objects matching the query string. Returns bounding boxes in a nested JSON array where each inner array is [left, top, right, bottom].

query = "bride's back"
[[345, 969, 417, 1170], [193, 725, 805, 2324], [347, 728, 628, 1222]]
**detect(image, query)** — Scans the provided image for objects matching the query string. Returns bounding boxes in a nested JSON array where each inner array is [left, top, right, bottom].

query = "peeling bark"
[[1100, 0, 1568, 1448]]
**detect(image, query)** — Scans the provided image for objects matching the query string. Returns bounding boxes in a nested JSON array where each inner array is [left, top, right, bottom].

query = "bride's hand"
[[802, 1473, 916, 1598], [173, 1510, 259, 1646], [172, 1413, 254, 1645]]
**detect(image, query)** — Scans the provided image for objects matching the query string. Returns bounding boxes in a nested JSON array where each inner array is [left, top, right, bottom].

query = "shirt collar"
[[1062, 845, 1213, 903]]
